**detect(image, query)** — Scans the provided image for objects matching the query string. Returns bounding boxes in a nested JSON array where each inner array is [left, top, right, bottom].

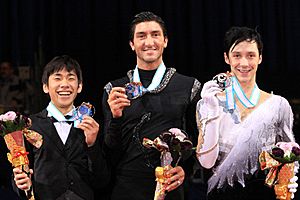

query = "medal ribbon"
[[225, 76, 260, 110], [46, 102, 78, 126], [133, 62, 166, 91]]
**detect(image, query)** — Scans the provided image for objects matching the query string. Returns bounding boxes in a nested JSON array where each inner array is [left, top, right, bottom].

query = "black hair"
[[129, 11, 167, 42], [41, 55, 82, 85], [224, 26, 263, 56]]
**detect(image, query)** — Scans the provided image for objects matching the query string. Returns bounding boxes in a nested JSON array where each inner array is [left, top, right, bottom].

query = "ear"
[[164, 37, 168, 48], [43, 84, 49, 94], [224, 52, 230, 65], [258, 54, 262, 64], [129, 41, 135, 51], [77, 83, 83, 93]]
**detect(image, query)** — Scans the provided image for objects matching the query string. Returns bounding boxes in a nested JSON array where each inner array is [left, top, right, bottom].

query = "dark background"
[[0, 0, 300, 199], [1, 0, 300, 112]]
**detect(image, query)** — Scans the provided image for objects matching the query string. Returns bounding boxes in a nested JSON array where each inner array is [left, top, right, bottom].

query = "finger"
[[167, 165, 182, 173], [201, 81, 223, 96], [165, 179, 182, 192], [16, 178, 31, 190], [15, 176, 29, 184], [77, 122, 98, 133], [288, 182, 298, 189], [109, 88, 127, 99], [13, 167, 23, 175], [14, 174, 30, 188], [14, 171, 29, 180], [14, 174, 25, 182], [80, 117, 99, 128], [290, 176, 298, 183], [108, 98, 130, 110], [169, 174, 184, 184], [289, 189, 297, 193], [165, 167, 185, 184], [206, 87, 223, 95], [207, 80, 219, 86], [108, 94, 128, 102], [171, 179, 182, 187], [110, 87, 126, 94], [76, 124, 89, 131], [110, 100, 130, 109]]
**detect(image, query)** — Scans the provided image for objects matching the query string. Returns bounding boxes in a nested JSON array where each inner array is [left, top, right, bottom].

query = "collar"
[[133, 62, 166, 91]]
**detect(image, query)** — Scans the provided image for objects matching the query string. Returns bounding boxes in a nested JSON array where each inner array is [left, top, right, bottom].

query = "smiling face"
[[43, 68, 82, 114], [129, 21, 168, 70], [224, 40, 262, 86]]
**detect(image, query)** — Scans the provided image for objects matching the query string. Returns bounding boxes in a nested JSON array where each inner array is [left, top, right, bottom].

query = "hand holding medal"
[[74, 102, 100, 147], [212, 72, 232, 90], [76, 102, 95, 117], [73, 102, 95, 128], [125, 82, 147, 100]]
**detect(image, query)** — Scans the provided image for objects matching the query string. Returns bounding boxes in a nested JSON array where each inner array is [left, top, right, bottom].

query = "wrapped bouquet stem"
[[153, 152, 173, 200], [0, 111, 43, 200], [259, 142, 300, 200], [4, 130, 34, 200], [143, 128, 193, 200]]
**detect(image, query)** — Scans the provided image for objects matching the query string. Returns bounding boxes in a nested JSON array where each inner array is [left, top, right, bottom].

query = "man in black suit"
[[13, 55, 110, 199]]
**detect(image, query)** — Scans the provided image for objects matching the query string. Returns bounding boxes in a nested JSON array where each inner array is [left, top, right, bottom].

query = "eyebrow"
[[136, 30, 161, 35], [231, 51, 257, 54], [52, 72, 76, 76]]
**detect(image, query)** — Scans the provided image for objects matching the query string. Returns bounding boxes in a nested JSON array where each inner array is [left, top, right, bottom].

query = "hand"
[[164, 166, 185, 192], [107, 87, 130, 118], [77, 116, 99, 147], [288, 176, 298, 199], [200, 80, 222, 108], [288, 161, 299, 199], [13, 167, 33, 191]]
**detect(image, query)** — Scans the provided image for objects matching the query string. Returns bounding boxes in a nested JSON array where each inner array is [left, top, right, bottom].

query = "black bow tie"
[[50, 116, 73, 124]]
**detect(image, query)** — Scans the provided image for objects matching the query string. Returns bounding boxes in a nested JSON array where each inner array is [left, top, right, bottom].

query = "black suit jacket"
[[18, 109, 110, 200]]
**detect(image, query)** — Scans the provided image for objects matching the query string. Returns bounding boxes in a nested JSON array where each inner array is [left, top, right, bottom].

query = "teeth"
[[237, 69, 250, 72], [58, 92, 71, 95]]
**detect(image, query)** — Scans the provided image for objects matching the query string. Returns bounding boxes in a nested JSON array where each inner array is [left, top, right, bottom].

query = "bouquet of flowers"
[[143, 128, 193, 200], [0, 111, 43, 200], [259, 142, 300, 200]]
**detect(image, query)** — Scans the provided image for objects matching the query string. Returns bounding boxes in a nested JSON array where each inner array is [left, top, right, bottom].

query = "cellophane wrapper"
[[154, 151, 173, 200], [274, 163, 294, 200], [259, 151, 294, 200], [4, 130, 35, 200], [4, 131, 29, 169]]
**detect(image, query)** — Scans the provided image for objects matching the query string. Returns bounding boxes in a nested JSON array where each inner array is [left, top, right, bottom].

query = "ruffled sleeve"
[[277, 97, 295, 142]]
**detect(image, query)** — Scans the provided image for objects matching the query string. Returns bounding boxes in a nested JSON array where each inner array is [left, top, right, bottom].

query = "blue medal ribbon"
[[133, 62, 166, 92], [225, 76, 260, 110], [46, 102, 72, 121], [46, 102, 78, 127]]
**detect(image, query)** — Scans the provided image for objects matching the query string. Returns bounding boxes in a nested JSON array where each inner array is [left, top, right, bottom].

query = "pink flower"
[[272, 142, 300, 163], [169, 128, 186, 142], [2, 111, 17, 121], [276, 142, 299, 151], [0, 111, 30, 137]]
